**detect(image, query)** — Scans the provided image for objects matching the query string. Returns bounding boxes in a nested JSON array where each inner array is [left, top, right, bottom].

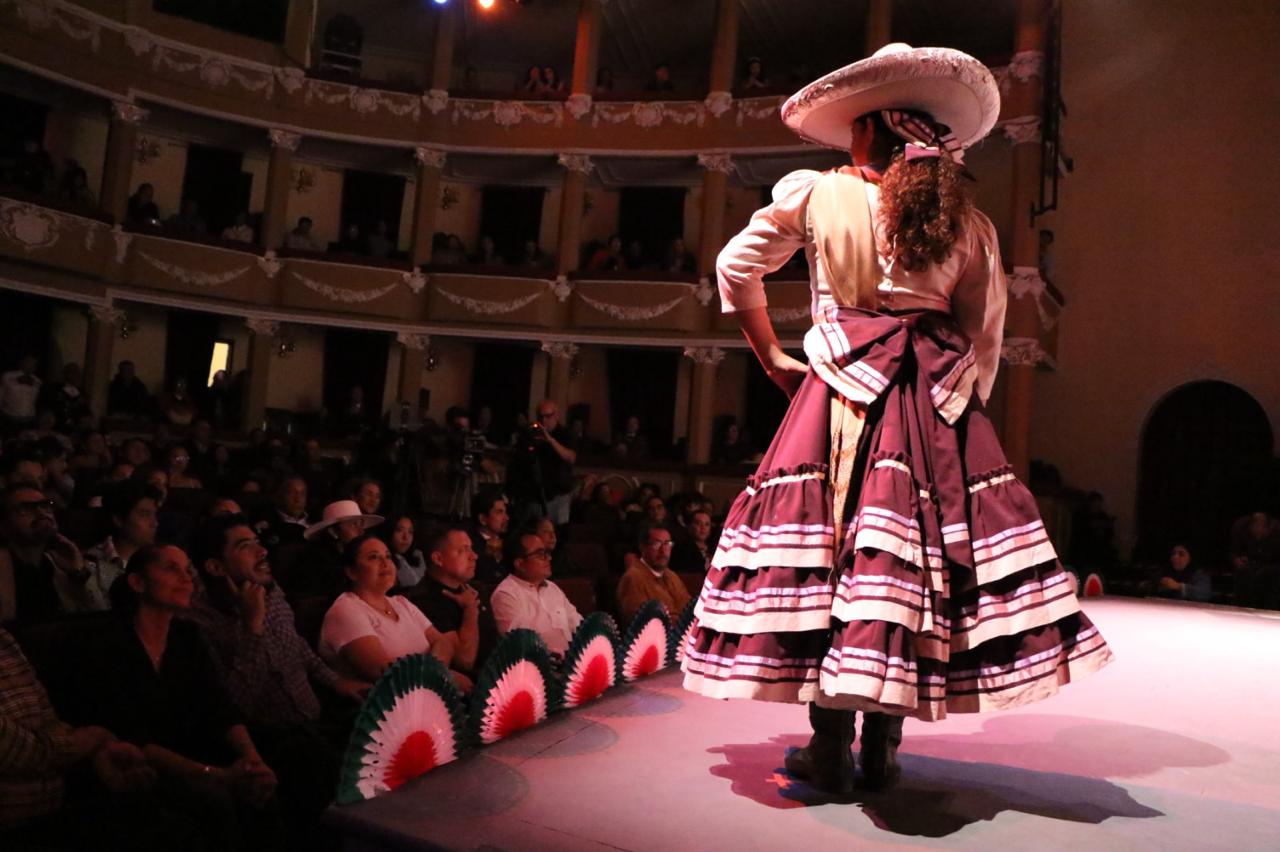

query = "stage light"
[[432, 0, 448, 5], [477, 0, 495, 9]]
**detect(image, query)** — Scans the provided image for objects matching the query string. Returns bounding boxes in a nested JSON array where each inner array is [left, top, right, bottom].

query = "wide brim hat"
[[303, 499, 384, 540], [781, 43, 1000, 151]]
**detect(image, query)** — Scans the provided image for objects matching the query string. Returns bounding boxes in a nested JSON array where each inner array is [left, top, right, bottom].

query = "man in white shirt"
[[0, 355, 42, 428], [283, 216, 323, 251], [490, 530, 582, 657]]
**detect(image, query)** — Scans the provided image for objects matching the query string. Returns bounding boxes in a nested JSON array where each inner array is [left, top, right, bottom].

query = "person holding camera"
[[443, 407, 492, 519], [506, 400, 577, 527]]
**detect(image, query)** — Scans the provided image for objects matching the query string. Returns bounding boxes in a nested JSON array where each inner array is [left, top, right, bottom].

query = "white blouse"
[[319, 591, 434, 678], [716, 168, 1008, 403]]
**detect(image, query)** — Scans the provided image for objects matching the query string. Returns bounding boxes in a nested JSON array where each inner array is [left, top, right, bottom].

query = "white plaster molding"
[[396, 331, 431, 350], [111, 225, 132, 264], [423, 88, 449, 114], [89, 303, 125, 326], [274, 67, 306, 94], [549, 275, 573, 303], [1001, 336, 1054, 368], [111, 101, 149, 124], [557, 153, 594, 175], [401, 268, 427, 294], [999, 115, 1042, 145], [268, 128, 301, 151], [1008, 51, 1046, 83], [122, 26, 154, 56], [541, 341, 580, 360], [1008, 265, 1060, 330], [414, 147, 447, 169], [694, 276, 715, 307], [565, 93, 593, 120], [683, 346, 725, 366], [256, 251, 282, 279], [244, 317, 280, 336], [704, 90, 733, 118], [696, 152, 735, 175]]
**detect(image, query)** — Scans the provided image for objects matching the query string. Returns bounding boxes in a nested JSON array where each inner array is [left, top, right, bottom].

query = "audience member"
[[57, 161, 96, 205], [664, 237, 697, 274], [81, 544, 283, 850], [521, 64, 543, 94], [518, 238, 552, 269], [107, 360, 151, 419], [671, 508, 713, 573], [507, 399, 577, 526], [335, 222, 364, 255], [712, 418, 751, 464], [351, 477, 383, 517], [432, 233, 468, 265], [740, 56, 769, 91], [470, 488, 510, 583], [645, 496, 667, 525], [72, 482, 161, 613], [39, 362, 90, 432], [164, 198, 208, 237], [263, 475, 309, 549], [615, 522, 691, 624], [386, 513, 427, 588], [541, 66, 566, 94], [470, 235, 502, 265], [644, 62, 676, 93], [1229, 511, 1280, 609], [491, 528, 583, 657], [125, 183, 161, 226], [13, 138, 55, 194], [283, 217, 323, 251], [533, 515, 572, 577], [0, 483, 83, 621], [586, 235, 624, 271], [1, 354, 42, 432], [318, 535, 466, 689], [158, 378, 198, 428], [366, 220, 393, 258], [615, 415, 650, 460], [1155, 542, 1211, 602], [221, 211, 254, 243], [624, 239, 648, 270], [291, 499, 384, 600], [414, 525, 482, 675], [165, 444, 203, 491]]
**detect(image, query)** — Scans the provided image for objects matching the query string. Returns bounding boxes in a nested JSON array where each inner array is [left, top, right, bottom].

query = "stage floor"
[[328, 598, 1280, 851]]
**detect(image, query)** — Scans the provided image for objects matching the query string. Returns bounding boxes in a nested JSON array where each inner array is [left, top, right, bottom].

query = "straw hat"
[[781, 43, 1001, 151], [303, 499, 384, 540]]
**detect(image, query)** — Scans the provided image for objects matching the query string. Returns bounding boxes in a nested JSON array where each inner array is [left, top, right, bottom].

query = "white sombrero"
[[303, 499, 384, 540], [781, 43, 1001, 151]]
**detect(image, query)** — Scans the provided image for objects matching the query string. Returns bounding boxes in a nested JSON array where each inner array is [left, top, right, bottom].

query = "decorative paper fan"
[[668, 597, 697, 665], [621, 600, 671, 682], [559, 612, 621, 708], [336, 654, 466, 804], [1083, 573, 1105, 598], [468, 629, 559, 745]]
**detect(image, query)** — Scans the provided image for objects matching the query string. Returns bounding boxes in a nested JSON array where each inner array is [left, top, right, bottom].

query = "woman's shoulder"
[[769, 168, 824, 204]]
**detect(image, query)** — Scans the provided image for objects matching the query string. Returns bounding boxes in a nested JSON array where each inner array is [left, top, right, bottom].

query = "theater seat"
[[565, 541, 609, 577], [290, 595, 332, 650], [556, 576, 597, 616], [678, 572, 705, 598]]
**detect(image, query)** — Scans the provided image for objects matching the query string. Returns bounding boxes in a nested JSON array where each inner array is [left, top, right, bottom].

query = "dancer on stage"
[[681, 43, 1113, 794]]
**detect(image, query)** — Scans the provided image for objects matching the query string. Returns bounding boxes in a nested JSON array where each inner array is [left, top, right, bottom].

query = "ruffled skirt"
[[681, 308, 1113, 720]]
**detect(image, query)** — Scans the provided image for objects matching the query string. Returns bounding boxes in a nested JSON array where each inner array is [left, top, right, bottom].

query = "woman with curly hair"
[[681, 43, 1113, 795]]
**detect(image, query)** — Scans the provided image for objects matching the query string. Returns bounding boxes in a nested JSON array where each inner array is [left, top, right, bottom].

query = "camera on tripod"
[[459, 430, 487, 473]]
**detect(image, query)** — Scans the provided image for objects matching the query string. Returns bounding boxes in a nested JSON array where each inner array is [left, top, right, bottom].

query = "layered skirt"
[[681, 307, 1113, 720]]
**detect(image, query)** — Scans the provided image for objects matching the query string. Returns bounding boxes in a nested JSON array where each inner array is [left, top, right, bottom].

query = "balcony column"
[[428, 1, 458, 105], [241, 318, 279, 432], [84, 304, 122, 417], [998, 0, 1050, 480], [696, 153, 734, 278], [567, 0, 603, 119], [555, 154, 594, 277], [100, 101, 148, 223], [411, 148, 447, 267], [263, 129, 300, 251], [283, 0, 318, 68], [865, 0, 892, 53], [541, 342, 579, 413], [395, 332, 430, 408], [683, 346, 725, 464], [705, 0, 739, 117]]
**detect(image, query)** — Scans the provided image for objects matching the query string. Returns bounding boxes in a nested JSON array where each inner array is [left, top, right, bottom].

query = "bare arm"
[[338, 636, 397, 683], [737, 307, 808, 398]]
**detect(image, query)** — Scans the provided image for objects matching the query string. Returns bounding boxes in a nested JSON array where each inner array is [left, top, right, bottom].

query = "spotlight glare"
[[477, 0, 495, 8], [432, 0, 448, 6]]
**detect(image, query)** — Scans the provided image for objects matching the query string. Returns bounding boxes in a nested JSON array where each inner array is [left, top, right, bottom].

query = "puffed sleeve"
[[716, 169, 820, 313], [950, 210, 1008, 404]]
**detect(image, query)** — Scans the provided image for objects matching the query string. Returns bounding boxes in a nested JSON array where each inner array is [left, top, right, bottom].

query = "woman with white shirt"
[[680, 43, 1113, 795], [319, 534, 470, 692]]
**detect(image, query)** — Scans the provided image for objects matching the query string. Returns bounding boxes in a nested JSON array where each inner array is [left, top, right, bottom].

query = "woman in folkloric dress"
[[681, 43, 1114, 794]]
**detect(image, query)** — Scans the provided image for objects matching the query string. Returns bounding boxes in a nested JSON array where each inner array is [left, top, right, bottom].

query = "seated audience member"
[[623, 238, 647, 270], [469, 234, 502, 265], [1, 354, 41, 431], [414, 525, 482, 674], [540, 65, 566, 94], [318, 535, 468, 690], [740, 56, 769, 91], [534, 515, 572, 577], [58, 163, 97, 207], [386, 514, 428, 588], [158, 378, 198, 428], [208, 497, 243, 517], [0, 626, 162, 847], [188, 517, 368, 832], [334, 222, 364, 255], [165, 443, 203, 490], [365, 220, 393, 258], [616, 415, 650, 460], [107, 360, 151, 419], [291, 499, 384, 600], [82, 544, 282, 850], [712, 419, 751, 465], [520, 64, 543, 94], [72, 482, 161, 613], [125, 182, 160, 226], [616, 523, 692, 624], [350, 477, 383, 517], [1229, 511, 1280, 609], [645, 496, 668, 525], [492, 529, 583, 658], [38, 438, 75, 511], [0, 483, 83, 621], [262, 475, 309, 549], [1, 450, 45, 490], [164, 198, 208, 237], [432, 233, 468, 265], [586, 235, 624, 271], [283, 216, 323, 251], [40, 362, 91, 433], [664, 237, 697, 274], [471, 487, 511, 583], [220, 211, 254, 243], [671, 508, 714, 574], [644, 62, 676, 93], [518, 239, 552, 269], [1156, 543, 1211, 602]]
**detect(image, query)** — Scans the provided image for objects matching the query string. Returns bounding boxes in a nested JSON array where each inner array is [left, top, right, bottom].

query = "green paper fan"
[[668, 596, 698, 665], [336, 653, 467, 804], [467, 628, 559, 745], [558, 612, 621, 708], [621, 600, 671, 681]]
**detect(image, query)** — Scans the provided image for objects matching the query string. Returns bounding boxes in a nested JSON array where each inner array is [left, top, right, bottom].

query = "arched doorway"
[[1135, 381, 1275, 564]]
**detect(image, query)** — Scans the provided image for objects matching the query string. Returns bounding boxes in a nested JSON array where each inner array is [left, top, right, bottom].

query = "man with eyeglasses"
[[506, 399, 577, 527], [616, 522, 692, 625], [490, 530, 582, 657], [0, 483, 83, 621]]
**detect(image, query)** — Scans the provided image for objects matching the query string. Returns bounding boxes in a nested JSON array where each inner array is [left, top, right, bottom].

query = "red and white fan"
[[621, 600, 671, 681], [559, 612, 621, 708], [336, 654, 466, 803], [468, 629, 559, 745], [668, 597, 697, 665]]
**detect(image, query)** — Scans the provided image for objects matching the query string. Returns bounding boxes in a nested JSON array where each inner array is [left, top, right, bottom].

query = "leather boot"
[[784, 702, 856, 794], [858, 712, 905, 791]]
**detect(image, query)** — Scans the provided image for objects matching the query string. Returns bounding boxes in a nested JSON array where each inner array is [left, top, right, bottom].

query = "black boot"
[[858, 712, 904, 791], [784, 703, 856, 794]]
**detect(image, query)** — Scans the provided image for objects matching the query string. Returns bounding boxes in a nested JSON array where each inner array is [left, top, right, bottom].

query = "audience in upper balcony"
[[366, 220, 394, 258], [521, 64, 543, 94], [1, 354, 42, 433], [664, 237, 697, 274], [470, 235, 502, 265], [334, 222, 364, 255], [739, 56, 770, 92], [164, 198, 208, 237], [221, 211, 255, 244], [623, 239, 647, 270], [107, 360, 152, 420], [492, 528, 582, 657], [644, 62, 676, 94], [614, 414, 650, 461], [126, 183, 161, 227], [1229, 510, 1280, 609], [432, 232, 468, 266], [519, 239, 553, 269], [158, 378, 198, 428], [284, 216, 323, 252], [40, 363, 90, 433], [541, 66, 566, 95], [587, 235, 624, 271], [56, 161, 96, 207], [10, 138, 55, 195], [712, 417, 752, 465]]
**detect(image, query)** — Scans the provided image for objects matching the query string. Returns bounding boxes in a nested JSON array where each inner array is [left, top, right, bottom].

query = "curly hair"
[[877, 154, 971, 272]]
